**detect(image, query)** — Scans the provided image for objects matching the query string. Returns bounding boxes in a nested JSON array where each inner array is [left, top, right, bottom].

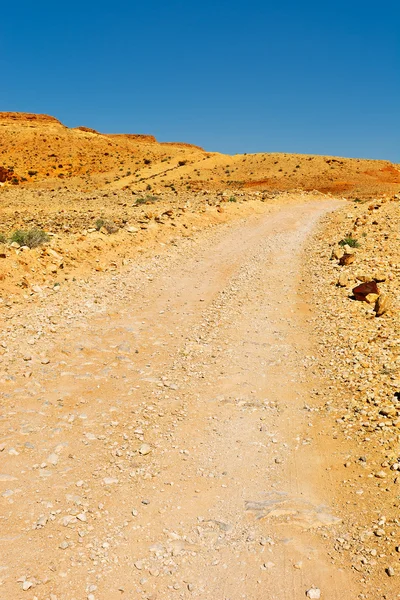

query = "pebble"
[[306, 588, 321, 599], [139, 444, 151, 455], [59, 541, 69, 549], [386, 566, 395, 577], [47, 453, 59, 466], [103, 477, 119, 485], [22, 581, 33, 591]]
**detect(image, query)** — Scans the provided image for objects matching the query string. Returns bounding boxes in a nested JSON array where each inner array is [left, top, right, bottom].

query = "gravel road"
[[0, 200, 360, 599]]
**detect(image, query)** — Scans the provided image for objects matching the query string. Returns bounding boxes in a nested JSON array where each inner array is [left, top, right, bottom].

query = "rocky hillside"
[[0, 112, 399, 196]]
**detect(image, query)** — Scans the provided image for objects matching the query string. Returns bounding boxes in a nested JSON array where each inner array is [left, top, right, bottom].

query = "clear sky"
[[1, 0, 399, 160]]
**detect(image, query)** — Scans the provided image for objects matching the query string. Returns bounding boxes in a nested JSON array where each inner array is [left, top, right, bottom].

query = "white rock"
[[47, 453, 59, 466], [103, 477, 119, 485], [139, 444, 151, 455], [306, 588, 321, 599], [22, 581, 33, 591]]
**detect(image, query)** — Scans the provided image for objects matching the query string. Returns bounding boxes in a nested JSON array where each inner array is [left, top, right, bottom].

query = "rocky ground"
[[2, 112, 400, 598], [303, 193, 400, 598], [1, 191, 400, 599], [0, 186, 295, 298]]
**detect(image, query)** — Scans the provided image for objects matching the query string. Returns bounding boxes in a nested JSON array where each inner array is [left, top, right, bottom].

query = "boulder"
[[353, 281, 379, 301]]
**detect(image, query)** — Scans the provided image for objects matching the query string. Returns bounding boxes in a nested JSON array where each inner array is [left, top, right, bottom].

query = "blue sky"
[[1, 0, 399, 160]]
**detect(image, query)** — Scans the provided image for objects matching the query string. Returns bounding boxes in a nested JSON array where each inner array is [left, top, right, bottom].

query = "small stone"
[[36, 515, 48, 528], [134, 561, 143, 570], [386, 566, 395, 577], [47, 453, 59, 466], [375, 294, 390, 317], [76, 513, 87, 522], [59, 541, 69, 549], [139, 444, 151, 456], [306, 588, 321, 599], [41, 357, 50, 365], [103, 477, 119, 485], [375, 470, 386, 479], [365, 293, 379, 305], [339, 253, 355, 266], [22, 581, 33, 591]]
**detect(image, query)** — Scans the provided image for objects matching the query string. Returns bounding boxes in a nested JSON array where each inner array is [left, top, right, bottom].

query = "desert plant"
[[10, 228, 49, 248], [95, 218, 118, 233], [95, 218, 105, 230], [228, 196, 237, 202], [0, 233, 6, 244], [339, 236, 360, 248]]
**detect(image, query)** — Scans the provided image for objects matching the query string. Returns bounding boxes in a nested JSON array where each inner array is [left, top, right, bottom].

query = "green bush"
[[10, 228, 49, 248], [339, 236, 360, 248]]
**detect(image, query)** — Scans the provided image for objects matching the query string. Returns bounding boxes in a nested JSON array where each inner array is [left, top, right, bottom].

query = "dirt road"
[[0, 200, 360, 599]]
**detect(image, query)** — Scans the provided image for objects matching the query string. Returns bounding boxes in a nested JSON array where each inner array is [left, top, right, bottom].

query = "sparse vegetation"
[[0, 233, 6, 244], [228, 196, 237, 202], [10, 228, 49, 248], [339, 236, 360, 248], [95, 218, 105, 230], [134, 194, 158, 206], [95, 219, 118, 233]]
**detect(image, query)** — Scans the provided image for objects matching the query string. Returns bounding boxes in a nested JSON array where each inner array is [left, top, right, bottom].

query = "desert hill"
[[0, 111, 399, 196]]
